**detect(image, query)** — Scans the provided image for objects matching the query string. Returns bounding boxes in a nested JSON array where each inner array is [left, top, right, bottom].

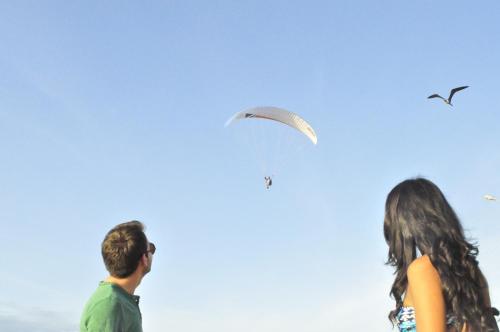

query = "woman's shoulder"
[[407, 255, 440, 283], [406, 255, 447, 326]]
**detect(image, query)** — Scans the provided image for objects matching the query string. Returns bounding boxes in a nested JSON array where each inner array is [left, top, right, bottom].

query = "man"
[[80, 221, 155, 332], [264, 176, 273, 189]]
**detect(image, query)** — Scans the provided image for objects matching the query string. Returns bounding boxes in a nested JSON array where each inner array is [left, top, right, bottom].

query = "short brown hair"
[[101, 221, 148, 278]]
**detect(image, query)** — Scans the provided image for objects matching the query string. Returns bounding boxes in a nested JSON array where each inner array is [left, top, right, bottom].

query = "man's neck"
[[105, 273, 142, 295]]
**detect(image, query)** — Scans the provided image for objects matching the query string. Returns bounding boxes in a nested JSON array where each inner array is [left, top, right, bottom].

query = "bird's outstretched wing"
[[428, 94, 445, 100], [448, 86, 469, 102]]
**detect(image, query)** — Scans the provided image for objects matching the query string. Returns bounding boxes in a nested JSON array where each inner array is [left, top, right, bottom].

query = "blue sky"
[[1, 1, 499, 331]]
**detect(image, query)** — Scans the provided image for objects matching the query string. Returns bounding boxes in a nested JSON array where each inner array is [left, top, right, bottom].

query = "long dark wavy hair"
[[384, 178, 499, 331]]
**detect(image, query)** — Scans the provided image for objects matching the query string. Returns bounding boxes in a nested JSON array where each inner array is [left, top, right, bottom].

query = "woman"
[[384, 178, 499, 332]]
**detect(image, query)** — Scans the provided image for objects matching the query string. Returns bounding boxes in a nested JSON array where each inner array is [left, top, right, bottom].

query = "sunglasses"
[[146, 242, 156, 255]]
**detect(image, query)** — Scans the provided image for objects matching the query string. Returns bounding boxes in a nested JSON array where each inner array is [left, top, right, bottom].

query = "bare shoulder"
[[407, 255, 440, 282], [407, 255, 446, 331]]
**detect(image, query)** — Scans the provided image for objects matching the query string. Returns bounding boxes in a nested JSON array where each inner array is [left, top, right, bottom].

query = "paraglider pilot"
[[264, 176, 272, 189]]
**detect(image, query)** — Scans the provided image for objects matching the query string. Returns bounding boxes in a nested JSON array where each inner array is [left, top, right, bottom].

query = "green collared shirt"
[[80, 282, 142, 332]]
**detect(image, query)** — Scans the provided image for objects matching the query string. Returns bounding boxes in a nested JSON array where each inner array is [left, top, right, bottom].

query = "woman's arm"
[[407, 255, 447, 332]]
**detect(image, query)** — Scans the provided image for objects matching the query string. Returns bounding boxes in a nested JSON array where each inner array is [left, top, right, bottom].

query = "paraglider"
[[428, 86, 469, 106], [225, 107, 317, 189], [483, 194, 497, 201], [264, 176, 273, 189], [225, 107, 318, 145]]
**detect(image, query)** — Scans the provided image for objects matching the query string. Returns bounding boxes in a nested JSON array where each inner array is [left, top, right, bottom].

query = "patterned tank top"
[[396, 306, 456, 332], [396, 307, 416, 332]]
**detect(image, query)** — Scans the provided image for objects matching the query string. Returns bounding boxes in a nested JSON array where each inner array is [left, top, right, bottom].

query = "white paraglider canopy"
[[225, 107, 318, 145], [483, 194, 497, 201]]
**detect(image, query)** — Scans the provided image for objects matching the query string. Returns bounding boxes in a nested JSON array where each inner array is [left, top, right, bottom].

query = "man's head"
[[102, 220, 154, 278]]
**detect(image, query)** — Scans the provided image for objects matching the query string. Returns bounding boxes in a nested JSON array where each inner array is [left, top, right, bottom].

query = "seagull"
[[483, 194, 497, 201], [428, 86, 469, 106]]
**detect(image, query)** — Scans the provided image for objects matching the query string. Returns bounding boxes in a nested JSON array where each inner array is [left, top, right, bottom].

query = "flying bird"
[[428, 86, 469, 106], [483, 194, 497, 201]]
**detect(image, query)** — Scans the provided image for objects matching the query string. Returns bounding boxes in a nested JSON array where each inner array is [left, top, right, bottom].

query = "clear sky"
[[1, 1, 499, 331]]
